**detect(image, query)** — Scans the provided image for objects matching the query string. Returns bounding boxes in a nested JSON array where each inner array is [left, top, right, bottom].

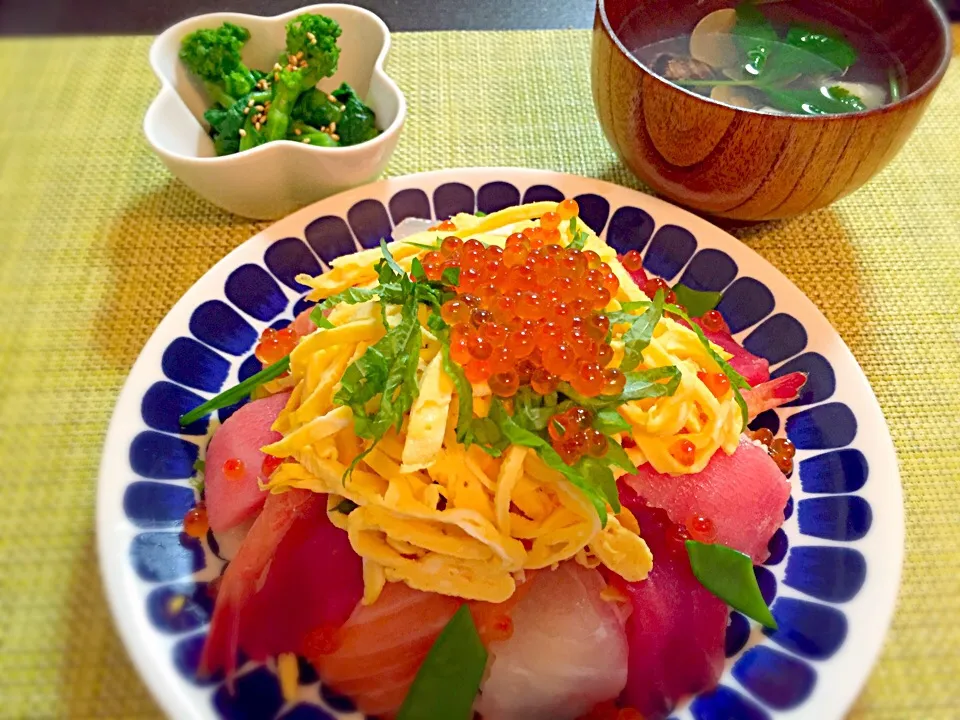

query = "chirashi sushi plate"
[[97, 168, 903, 720]]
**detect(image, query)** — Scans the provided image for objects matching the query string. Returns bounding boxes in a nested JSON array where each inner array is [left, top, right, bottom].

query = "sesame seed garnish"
[[302, 137, 311, 144], [327, 94, 337, 103], [294, 128, 302, 136], [329, 121, 337, 133], [248, 99, 255, 107], [238, 129, 247, 137], [255, 105, 264, 112], [255, 122, 261, 131], [339, 105, 346, 112], [274, 62, 282, 71], [296, 51, 304, 59], [274, 72, 280, 81], [331, 133, 340, 142], [243, 107, 250, 114]]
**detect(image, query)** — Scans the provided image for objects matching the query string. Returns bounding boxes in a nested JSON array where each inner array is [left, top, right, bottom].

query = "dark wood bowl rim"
[[595, 0, 953, 120]]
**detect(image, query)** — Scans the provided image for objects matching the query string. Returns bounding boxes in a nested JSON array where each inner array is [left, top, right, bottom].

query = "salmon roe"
[[255, 326, 297, 365], [183, 505, 209, 538], [545, 406, 610, 464], [686, 513, 718, 543], [439, 201, 625, 404], [697, 370, 731, 399], [670, 438, 697, 467], [748, 429, 797, 477], [222, 457, 245, 481], [261, 454, 284, 478], [486, 614, 515, 643]]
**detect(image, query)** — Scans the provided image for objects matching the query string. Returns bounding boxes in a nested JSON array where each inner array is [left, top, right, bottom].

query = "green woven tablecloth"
[[1, 28, 958, 719]]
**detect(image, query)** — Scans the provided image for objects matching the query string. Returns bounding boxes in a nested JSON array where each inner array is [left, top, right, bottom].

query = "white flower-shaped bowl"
[[145, 4, 406, 220]]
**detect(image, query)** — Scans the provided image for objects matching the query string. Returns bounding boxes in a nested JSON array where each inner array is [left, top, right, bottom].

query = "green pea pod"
[[686, 540, 778, 629], [396, 605, 487, 720], [672, 283, 722, 318]]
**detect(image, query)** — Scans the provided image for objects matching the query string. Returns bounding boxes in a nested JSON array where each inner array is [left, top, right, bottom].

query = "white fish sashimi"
[[475, 562, 629, 720]]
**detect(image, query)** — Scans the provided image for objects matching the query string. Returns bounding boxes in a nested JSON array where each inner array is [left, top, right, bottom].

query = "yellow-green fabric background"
[[1, 28, 958, 719]]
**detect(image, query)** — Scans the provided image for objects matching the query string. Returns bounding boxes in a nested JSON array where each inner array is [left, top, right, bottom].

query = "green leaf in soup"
[[785, 25, 858, 70], [762, 85, 866, 115], [672, 283, 722, 318], [686, 540, 778, 629], [733, 2, 778, 75], [396, 605, 487, 720]]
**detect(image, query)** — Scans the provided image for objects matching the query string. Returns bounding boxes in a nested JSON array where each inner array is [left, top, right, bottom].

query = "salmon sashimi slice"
[[623, 436, 791, 563], [311, 581, 461, 718], [204, 391, 290, 534], [201, 489, 327, 679]]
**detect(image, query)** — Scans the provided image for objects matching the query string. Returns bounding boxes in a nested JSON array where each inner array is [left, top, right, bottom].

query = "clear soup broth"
[[632, 0, 908, 116]]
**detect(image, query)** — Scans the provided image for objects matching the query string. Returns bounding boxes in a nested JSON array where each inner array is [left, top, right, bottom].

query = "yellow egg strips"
[[257, 201, 744, 604]]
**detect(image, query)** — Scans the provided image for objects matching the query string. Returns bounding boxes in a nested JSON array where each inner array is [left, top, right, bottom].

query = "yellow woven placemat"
[[0, 29, 958, 719]]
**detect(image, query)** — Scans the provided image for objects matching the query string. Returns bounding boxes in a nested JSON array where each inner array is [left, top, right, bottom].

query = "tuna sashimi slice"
[[205, 391, 290, 534], [743, 372, 807, 420], [616, 483, 728, 719], [623, 437, 791, 563], [311, 582, 461, 718], [475, 563, 629, 720], [201, 489, 326, 679], [239, 498, 363, 662]]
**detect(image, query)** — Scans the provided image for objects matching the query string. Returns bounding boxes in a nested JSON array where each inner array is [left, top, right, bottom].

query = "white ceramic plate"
[[98, 168, 903, 720]]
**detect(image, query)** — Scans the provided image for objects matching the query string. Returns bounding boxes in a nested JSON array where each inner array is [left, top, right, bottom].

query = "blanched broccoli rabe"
[[292, 89, 343, 130], [180, 14, 383, 156], [262, 14, 342, 142], [179, 23, 258, 108]]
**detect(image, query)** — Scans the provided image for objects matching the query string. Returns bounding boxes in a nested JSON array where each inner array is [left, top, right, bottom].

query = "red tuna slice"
[[691, 318, 770, 387], [743, 372, 807, 420], [623, 437, 790, 563], [202, 489, 328, 679], [205, 391, 290, 534], [239, 496, 363, 662], [615, 482, 727, 719]]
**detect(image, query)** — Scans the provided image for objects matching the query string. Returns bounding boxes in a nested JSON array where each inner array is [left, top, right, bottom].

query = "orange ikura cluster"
[[546, 406, 609, 464], [255, 326, 298, 365], [747, 427, 797, 475], [432, 200, 629, 402]]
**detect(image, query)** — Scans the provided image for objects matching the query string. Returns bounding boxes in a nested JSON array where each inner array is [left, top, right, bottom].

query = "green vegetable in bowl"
[[333, 82, 382, 145], [179, 14, 384, 156], [292, 88, 344, 129], [287, 120, 339, 147], [204, 90, 271, 156], [263, 14, 343, 142], [179, 22, 258, 108]]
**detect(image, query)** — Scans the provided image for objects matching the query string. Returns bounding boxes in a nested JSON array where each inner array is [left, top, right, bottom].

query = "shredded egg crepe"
[[259, 202, 743, 604]]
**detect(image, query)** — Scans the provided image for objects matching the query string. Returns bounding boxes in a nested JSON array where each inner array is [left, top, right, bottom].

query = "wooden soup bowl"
[[592, 0, 952, 221]]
